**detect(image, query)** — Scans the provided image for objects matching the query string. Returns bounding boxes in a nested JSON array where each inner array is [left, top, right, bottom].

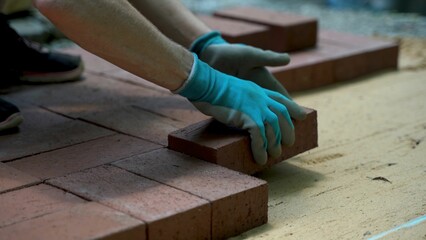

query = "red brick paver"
[[198, 15, 271, 50], [0, 202, 146, 240], [0, 184, 85, 228], [269, 34, 399, 91], [0, 101, 113, 162], [48, 165, 211, 240], [319, 30, 399, 81], [8, 134, 160, 180], [114, 148, 268, 240], [0, 163, 39, 193], [169, 108, 318, 175], [6, 72, 207, 145], [214, 7, 317, 52], [268, 43, 334, 91]]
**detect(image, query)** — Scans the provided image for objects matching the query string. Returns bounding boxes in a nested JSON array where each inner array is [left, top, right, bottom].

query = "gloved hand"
[[190, 31, 294, 99], [175, 54, 306, 165]]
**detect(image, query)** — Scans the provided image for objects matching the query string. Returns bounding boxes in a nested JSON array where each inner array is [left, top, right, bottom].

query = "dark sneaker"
[[0, 98, 23, 131], [13, 39, 84, 83], [1, 14, 84, 83]]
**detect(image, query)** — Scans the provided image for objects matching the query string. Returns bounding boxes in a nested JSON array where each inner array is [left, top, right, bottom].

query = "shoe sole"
[[0, 113, 23, 131], [19, 62, 84, 83]]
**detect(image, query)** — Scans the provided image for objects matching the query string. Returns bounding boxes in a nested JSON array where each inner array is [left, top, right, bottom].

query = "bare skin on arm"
[[33, 0, 192, 91], [129, 0, 211, 48]]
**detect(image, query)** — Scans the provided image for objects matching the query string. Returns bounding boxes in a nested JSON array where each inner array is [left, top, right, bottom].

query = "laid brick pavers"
[[0, 163, 39, 193], [81, 105, 187, 146], [268, 43, 335, 92], [198, 15, 271, 50], [114, 148, 268, 240], [0, 202, 146, 240], [269, 35, 398, 91], [0, 101, 114, 162], [0, 184, 85, 228], [8, 134, 160, 180], [6, 72, 207, 145], [214, 7, 318, 52], [48, 165, 211, 240]]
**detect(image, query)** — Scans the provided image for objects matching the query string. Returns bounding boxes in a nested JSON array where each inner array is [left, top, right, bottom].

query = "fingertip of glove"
[[253, 151, 268, 165], [292, 107, 308, 121]]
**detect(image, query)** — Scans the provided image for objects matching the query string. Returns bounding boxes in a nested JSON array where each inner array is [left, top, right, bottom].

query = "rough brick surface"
[[268, 33, 399, 91], [0, 101, 113, 162], [0, 184, 85, 228], [8, 134, 160, 180], [319, 30, 399, 81], [268, 43, 334, 91], [48, 165, 211, 240], [6, 72, 207, 145], [0, 202, 146, 240], [198, 15, 271, 50], [214, 7, 317, 52], [114, 148, 268, 239], [169, 108, 317, 174], [0, 163, 39, 193]]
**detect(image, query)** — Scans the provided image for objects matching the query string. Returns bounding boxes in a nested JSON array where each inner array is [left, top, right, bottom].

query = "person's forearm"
[[33, 0, 192, 91], [129, 0, 211, 48]]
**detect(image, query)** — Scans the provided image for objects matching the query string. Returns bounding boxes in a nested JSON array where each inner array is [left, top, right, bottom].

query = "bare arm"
[[128, 0, 211, 48], [33, 0, 192, 91]]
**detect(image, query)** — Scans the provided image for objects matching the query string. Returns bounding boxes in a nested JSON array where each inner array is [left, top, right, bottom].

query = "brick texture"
[[0, 202, 146, 240], [169, 108, 317, 175], [114, 148, 268, 240], [0, 184, 85, 228], [268, 43, 334, 91], [0, 102, 113, 162], [48, 165, 211, 240], [0, 163, 39, 193], [268, 33, 399, 91], [198, 15, 271, 50], [319, 30, 399, 81], [6, 73, 207, 145], [8, 134, 160, 180], [214, 7, 317, 52]]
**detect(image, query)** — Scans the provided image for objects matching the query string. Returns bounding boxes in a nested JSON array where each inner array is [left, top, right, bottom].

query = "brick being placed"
[[197, 15, 271, 50], [214, 7, 318, 52], [114, 148, 268, 240], [48, 165, 211, 240], [168, 108, 318, 175]]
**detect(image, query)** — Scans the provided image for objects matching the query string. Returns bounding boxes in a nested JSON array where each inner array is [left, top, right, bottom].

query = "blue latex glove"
[[176, 54, 306, 165], [190, 31, 296, 100]]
